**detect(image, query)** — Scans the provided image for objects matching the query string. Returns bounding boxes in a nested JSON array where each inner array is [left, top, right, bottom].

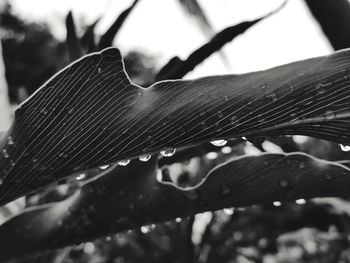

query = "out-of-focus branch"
[[304, 0, 350, 50]]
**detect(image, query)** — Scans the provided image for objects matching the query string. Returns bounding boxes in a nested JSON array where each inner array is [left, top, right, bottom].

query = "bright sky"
[[9, 0, 332, 78]]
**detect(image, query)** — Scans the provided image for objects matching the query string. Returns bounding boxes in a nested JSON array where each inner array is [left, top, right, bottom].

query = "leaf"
[[156, 1, 286, 80], [156, 1, 287, 81], [177, 0, 214, 37], [80, 18, 100, 53], [1, 47, 350, 205], [1, 152, 350, 260], [98, 0, 139, 50], [305, 0, 350, 50], [65, 11, 83, 61]]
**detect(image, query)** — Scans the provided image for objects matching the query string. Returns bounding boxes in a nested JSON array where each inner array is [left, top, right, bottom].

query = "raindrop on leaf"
[[324, 110, 336, 120], [160, 148, 176, 157], [339, 144, 350, 152], [295, 198, 306, 205], [230, 115, 239, 124], [211, 139, 227, 147], [140, 225, 152, 234], [273, 201, 281, 207], [315, 83, 327, 95], [118, 160, 130, 166], [76, 173, 86, 180], [139, 155, 151, 162], [99, 164, 110, 170], [217, 111, 224, 118]]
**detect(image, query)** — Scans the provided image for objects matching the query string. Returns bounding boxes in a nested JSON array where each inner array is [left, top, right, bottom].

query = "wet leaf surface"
[[1, 48, 350, 204]]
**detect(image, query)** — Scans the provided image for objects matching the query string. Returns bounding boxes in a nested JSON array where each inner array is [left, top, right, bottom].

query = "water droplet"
[[298, 162, 305, 169], [217, 111, 224, 118], [273, 201, 282, 207], [295, 198, 306, 205], [7, 136, 14, 145], [32, 157, 38, 163], [0, 178, 2, 185], [267, 93, 278, 101], [2, 149, 9, 159], [221, 185, 231, 195], [118, 160, 130, 166], [175, 217, 182, 223], [10, 160, 15, 167], [99, 164, 110, 170], [97, 67, 102, 74], [279, 178, 289, 188], [241, 137, 247, 141], [140, 225, 152, 234], [324, 110, 336, 120], [315, 83, 327, 95], [160, 148, 176, 157], [211, 139, 227, 147], [76, 173, 86, 180], [260, 84, 267, 90], [139, 155, 151, 162], [339, 144, 350, 152], [230, 115, 239, 124], [224, 95, 229, 101], [223, 208, 234, 215]]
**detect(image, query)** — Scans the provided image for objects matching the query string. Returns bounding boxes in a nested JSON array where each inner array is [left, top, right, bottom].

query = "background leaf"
[[1, 152, 350, 260]]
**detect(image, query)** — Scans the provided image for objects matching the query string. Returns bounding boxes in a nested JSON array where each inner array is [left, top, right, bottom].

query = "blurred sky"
[[9, 0, 333, 78]]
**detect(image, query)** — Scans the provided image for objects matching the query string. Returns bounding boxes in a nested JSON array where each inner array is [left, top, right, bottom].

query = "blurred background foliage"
[[2, 0, 350, 262]]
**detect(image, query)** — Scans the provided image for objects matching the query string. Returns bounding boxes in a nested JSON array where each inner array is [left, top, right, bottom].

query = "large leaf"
[[1, 152, 350, 260], [1, 47, 350, 204]]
